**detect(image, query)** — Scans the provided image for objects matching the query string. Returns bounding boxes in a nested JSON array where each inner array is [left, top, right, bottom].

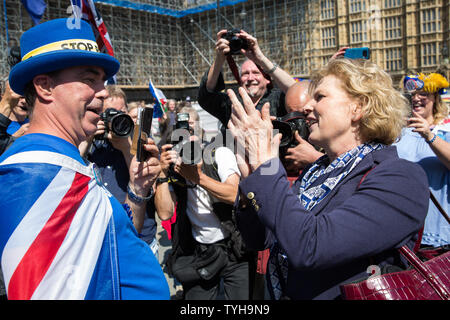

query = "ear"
[[32, 74, 55, 103], [263, 75, 272, 87], [350, 102, 363, 122]]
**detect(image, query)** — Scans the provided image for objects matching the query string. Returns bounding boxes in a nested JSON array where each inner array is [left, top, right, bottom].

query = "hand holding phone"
[[344, 47, 371, 60], [131, 106, 154, 162]]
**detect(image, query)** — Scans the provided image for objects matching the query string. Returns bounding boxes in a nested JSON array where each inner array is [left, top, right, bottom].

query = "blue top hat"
[[9, 18, 120, 95]]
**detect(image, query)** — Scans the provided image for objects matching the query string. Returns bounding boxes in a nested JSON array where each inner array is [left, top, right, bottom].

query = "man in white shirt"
[[155, 106, 252, 300]]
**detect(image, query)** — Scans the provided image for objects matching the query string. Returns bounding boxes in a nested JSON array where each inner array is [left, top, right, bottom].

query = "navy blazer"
[[235, 146, 429, 300]]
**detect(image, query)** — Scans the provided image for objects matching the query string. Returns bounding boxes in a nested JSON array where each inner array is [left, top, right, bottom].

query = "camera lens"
[[224, 29, 247, 55], [229, 37, 242, 54], [272, 120, 294, 148], [110, 114, 134, 137]]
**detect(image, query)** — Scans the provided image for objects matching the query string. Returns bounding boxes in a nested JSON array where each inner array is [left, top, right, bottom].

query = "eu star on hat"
[[9, 18, 120, 95]]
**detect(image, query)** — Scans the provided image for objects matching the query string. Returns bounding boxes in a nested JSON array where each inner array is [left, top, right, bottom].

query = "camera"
[[97, 108, 134, 140], [170, 113, 203, 165], [222, 29, 248, 55], [271, 111, 309, 156], [7, 46, 21, 68], [172, 140, 203, 165], [174, 112, 190, 132]]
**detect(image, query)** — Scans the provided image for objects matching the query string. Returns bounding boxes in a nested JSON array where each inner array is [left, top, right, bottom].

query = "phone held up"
[[344, 47, 371, 60], [131, 106, 154, 162]]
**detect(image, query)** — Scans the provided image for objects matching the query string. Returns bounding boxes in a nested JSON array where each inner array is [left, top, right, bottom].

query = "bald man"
[[285, 81, 311, 113], [282, 81, 324, 175]]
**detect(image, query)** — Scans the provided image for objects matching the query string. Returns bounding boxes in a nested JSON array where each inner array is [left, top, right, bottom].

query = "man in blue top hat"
[[0, 18, 170, 300]]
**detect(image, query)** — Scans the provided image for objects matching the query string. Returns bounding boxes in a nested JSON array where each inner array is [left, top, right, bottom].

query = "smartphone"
[[131, 106, 154, 162], [344, 47, 371, 60]]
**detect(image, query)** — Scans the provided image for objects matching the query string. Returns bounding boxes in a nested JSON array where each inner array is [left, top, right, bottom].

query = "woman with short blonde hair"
[[309, 58, 409, 145], [226, 58, 429, 300]]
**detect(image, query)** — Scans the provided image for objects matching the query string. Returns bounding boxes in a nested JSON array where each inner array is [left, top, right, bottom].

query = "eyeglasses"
[[411, 91, 433, 99]]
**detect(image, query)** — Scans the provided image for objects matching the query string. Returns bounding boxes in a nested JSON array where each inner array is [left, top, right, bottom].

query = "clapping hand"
[[227, 87, 281, 178]]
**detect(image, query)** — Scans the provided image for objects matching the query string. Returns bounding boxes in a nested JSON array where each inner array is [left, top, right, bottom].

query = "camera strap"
[[278, 111, 306, 122], [226, 55, 242, 86]]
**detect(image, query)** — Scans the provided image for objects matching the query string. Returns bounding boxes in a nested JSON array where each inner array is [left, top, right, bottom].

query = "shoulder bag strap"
[[400, 186, 450, 300], [430, 191, 450, 224]]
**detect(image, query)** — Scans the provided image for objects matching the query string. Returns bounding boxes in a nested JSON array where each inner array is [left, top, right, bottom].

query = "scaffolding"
[[0, 0, 317, 88], [1, 0, 448, 90]]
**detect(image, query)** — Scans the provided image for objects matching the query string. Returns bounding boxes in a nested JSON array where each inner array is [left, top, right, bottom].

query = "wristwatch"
[[264, 62, 278, 74], [156, 177, 170, 185], [127, 184, 154, 203]]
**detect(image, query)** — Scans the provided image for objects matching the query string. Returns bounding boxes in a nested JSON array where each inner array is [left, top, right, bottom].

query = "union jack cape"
[[0, 134, 169, 300]]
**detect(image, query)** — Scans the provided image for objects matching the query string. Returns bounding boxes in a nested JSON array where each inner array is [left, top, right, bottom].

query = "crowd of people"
[[0, 18, 449, 300]]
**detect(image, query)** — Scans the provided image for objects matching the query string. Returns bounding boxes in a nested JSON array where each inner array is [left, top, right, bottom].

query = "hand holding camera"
[[170, 112, 203, 166], [217, 29, 264, 62], [160, 144, 178, 176], [215, 29, 248, 58], [283, 132, 324, 172], [173, 160, 203, 185], [220, 29, 248, 55], [96, 108, 134, 140]]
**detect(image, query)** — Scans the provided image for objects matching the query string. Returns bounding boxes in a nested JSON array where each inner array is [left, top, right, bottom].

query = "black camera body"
[[272, 112, 309, 156], [174, 112, 190, 132], [172, 139, 203, 166], [222, 29, 248, 55], [170, 113, 203, 166], [7, 46, 21, 68], [97, 108, 134, 140]]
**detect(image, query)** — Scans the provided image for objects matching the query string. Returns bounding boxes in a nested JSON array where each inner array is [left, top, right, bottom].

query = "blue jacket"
[[236, 146, 429, 300]]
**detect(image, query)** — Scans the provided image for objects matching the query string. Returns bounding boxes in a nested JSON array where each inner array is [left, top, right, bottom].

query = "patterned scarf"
[[267, 142, 386, 300]]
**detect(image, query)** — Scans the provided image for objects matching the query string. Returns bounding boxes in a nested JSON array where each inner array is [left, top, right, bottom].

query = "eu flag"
[[21, 0, 46, 25]]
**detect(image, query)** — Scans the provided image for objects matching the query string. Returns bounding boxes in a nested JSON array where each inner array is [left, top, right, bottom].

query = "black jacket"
[[0, 114, 15, 155], [197, 70, 286, 128]]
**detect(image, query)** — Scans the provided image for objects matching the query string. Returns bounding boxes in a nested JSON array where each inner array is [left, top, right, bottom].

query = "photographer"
[[154, 106, 252, 300], [0, 81, 21, 155], [1, 43, 24, 155], [7, 96, 30, 138], [198, 29, 296, 129]]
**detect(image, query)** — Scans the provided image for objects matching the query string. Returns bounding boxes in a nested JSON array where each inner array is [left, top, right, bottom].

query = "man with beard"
[[198, 30, 296, 129]]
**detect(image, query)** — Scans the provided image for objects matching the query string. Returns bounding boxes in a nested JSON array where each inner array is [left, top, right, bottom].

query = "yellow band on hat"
[[22, 39, 100, 61]]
